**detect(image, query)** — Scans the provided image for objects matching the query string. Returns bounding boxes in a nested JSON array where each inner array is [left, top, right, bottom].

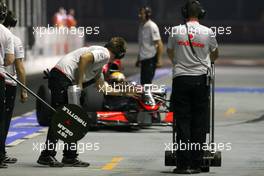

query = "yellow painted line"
[[102, 157, 124, 171], [224, 107, 237, 117]]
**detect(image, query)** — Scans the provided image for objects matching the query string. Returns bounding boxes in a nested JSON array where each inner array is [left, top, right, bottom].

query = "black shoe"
[[189, 168, 201, 174], [173, 168, 192, 174], [0, 161, 8, 169], [62, 157, 90, 167], [37, 155, 64, 167], [3, 156, 17, 164]]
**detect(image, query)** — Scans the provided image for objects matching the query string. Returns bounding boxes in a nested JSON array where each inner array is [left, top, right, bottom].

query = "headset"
[[105, 40, 126, 59], [0, 2, 7, 23], [3, 10, 17, 28], [181, 0, 206, 19], [140, 6, 152, 20]]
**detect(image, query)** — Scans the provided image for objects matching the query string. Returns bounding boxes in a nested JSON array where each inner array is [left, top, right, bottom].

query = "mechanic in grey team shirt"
[[136, 6, 163, 85], [37, 37, 139, 167], [0, 2, 15, 169], [167, 0, 219, 174], [2, 10, 28, 166]]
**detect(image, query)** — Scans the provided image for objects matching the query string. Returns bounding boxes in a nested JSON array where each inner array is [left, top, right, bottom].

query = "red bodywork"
[[163, 112, 174, 123], [97, 111, 174, 126], [97, 112, 128, 123]]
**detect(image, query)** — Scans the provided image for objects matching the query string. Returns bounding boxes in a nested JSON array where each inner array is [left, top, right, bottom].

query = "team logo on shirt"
[[97, 53, 107, 63], [189, 34, 194, 40], [177, 33, 205, 48]]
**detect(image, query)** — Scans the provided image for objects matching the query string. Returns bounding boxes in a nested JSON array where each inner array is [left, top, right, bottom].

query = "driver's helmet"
[[108, 72, 125, 84]]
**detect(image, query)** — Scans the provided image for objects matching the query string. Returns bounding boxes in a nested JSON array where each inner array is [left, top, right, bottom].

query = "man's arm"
[[210, 48, 219, 63], [4, 53, 15, 66], [167, 32, 176, 64], [209, 29, 219, 63], [154, 39, 164, 67], [4, 34, 15, 66], [95, 73, 141, 97], [15, 58, 28, 103], [77, 52, 94, 88], [167, 48, 174, 64], [95, 75, 120, 96], [95, 74, 125, 96]]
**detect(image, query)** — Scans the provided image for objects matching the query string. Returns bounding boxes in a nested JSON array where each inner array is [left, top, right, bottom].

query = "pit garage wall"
[[4, 0, 46, 27], [1, 0, 264, 59], [3, 0, 84, 58], [46, 0, 264, 44]]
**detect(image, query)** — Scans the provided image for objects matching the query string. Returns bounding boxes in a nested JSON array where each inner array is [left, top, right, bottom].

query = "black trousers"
[[140, 55, 157, 85], [0, 76, 6, 160], [2, 85, 17, 154], [170, 75, 209, 169], [40, 68, 77, 158]]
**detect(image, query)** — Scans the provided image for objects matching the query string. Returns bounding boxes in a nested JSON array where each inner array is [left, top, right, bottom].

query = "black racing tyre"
[[152, 112, 161, 123], [137, 112, 152, 126], [36, 85, 53, 126], [211, 151, 222, 167], [86, 112, 99, 131], [81, 83, 104, 112]]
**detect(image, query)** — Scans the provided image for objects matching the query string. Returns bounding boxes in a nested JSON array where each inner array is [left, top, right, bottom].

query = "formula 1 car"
[[81, 79, 170, 128], [36, 61, 172, 129]]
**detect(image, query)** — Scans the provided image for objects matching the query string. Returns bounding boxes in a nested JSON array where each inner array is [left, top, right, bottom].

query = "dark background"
[[5, 0, 264, 43], [46, 0, 264, 43]]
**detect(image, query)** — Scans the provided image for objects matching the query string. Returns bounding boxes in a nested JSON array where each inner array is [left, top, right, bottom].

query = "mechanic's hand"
[[77, 84, 83, 90], [135, 60, 140, 67], [20, 90, 28, 103], [126, 92, 141, 99], [156, 59, 163, 68]]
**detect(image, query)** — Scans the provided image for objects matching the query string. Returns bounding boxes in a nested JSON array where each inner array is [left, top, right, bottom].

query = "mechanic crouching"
[[167, 1, 219, 174], [37, 37, 139, 167]]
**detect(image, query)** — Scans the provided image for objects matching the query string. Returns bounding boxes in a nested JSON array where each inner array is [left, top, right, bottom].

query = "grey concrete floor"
[[2, 65, 264, 176]]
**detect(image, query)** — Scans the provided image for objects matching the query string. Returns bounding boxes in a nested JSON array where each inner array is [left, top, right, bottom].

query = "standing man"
[[2, 10, 28, 165], [37, 37, 138, 167], [167, 0, 219, 174], [0, 2, 15, 169], [136, 6, 163, 85], [66, 9, 77, 28]]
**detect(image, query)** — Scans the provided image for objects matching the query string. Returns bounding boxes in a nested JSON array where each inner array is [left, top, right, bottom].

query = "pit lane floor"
[[2, 66, 264, 176]]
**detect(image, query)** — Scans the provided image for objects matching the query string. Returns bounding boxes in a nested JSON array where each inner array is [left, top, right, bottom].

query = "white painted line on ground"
[[7, 139, 26, 147], [38, 128, 48, 133], [23, 133, 43, 139]]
